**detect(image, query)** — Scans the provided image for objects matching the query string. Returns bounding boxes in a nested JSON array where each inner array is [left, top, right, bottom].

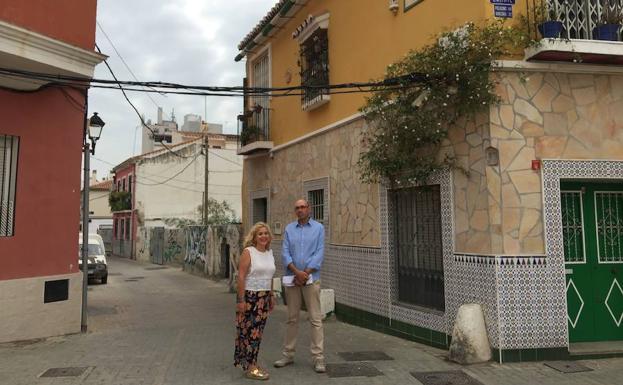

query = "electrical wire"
[[96, 21, 163, 107], [93, 44, 193, 160], [136, 151, 202, 186], [0, 66, 428, 98]]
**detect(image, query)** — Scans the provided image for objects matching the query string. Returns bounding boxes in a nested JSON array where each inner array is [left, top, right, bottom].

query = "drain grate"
[[40, 367, 89, 378], [338, 351, 394, 361], [326, 362, 382, 378], [145, 266, 167, 270], [544, 361, 593, 373], [411, 371, 484, 385]]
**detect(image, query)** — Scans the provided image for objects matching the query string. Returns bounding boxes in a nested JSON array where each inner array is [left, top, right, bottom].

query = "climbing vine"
[[358, 21, 527, 187]]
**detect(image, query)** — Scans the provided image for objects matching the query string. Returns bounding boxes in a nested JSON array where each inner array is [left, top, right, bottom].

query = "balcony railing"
[[527, 0, 623, 41], [237, 107, 272, 155]]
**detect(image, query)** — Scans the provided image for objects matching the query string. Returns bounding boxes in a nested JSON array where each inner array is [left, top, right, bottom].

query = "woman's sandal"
[[245, 367, 270, 380]]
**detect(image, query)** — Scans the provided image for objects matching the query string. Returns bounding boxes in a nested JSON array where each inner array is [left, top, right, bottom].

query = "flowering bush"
[[358, 21, 526, 187]]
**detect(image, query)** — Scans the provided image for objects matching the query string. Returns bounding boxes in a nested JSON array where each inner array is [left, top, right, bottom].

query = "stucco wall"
[[136, 143, 242, 224], [0, 0, 97, 50]]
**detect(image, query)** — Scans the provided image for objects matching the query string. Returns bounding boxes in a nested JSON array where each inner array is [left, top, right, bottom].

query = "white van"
[[78, 234, 108, 284]]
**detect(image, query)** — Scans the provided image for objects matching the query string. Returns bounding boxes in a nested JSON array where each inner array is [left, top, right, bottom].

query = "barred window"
[[251, 54, 270, 137], [308, 189, 325, 224], [0, 135, 19, 237], [391, 185, 445, 311], [300, 28, 329, 109]]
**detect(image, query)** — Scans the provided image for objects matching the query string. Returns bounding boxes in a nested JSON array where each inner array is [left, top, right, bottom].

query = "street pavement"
[[1, 256, 623, 385]]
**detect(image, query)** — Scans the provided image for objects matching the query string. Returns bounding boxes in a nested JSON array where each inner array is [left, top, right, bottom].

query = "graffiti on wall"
[[164, 229, 184, 263], [185, 226, 207, 265]]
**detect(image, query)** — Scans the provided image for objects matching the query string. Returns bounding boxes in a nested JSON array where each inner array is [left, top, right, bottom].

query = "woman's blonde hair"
[[243, 222, 273, 249]]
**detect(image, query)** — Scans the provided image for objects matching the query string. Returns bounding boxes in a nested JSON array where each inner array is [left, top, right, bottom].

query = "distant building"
[[81, 171, 113, 234], [141, 107, 178, 153], [181, 114, 202, 132], [111, 134, 242, 262]]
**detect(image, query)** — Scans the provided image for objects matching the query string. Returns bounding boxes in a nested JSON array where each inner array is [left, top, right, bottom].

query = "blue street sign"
[[494, 4, 513, 18], [491, 0, 515, 4]]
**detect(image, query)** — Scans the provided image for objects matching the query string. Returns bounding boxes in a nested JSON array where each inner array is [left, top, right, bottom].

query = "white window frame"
[[303, 177, 329, 241]]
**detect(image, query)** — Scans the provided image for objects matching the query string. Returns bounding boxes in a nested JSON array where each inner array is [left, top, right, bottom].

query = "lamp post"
[[81, 112, 105, 332]]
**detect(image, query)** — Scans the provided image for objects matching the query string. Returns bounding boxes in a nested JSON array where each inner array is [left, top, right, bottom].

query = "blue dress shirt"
[[282, 219, 325, 282]]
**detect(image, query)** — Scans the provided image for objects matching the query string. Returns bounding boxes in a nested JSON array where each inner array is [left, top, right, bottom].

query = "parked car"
[[78, 238, 108, 284]]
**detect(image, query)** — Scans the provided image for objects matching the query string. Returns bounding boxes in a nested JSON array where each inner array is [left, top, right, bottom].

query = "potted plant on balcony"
[[240, 125, 261, 146], [534, 3, 563, 39], [593, 1, 623, 41]]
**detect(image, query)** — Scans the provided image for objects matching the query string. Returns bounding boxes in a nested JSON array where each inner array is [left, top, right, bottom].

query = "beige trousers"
[[282, 281, 324, 361]]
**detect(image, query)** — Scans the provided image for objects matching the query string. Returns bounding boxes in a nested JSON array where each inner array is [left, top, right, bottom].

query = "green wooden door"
[[562, 182, 623, 342]]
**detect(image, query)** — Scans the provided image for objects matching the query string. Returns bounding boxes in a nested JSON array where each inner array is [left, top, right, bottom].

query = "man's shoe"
[[313, 359, 326, 373], [273, 357, 294, 368]]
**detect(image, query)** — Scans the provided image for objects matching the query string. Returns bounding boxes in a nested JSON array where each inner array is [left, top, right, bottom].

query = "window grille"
[[300, 28, 329, 108], [251, 54, 270, 139], [0, 135, 19, 237], [308, 189, 325, 224], [390, 185, 445, 311]]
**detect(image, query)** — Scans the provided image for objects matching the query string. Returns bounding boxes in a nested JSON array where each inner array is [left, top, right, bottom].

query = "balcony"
[[109, 191, 132, 213], [237, 107, 272, 156], [525, 0, 623, 65]]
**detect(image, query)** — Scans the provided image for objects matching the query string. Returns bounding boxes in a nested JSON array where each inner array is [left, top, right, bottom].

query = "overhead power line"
[[96, 21, 163, 107], [93, 44, 193, 160], [0, 66, 428, 98]]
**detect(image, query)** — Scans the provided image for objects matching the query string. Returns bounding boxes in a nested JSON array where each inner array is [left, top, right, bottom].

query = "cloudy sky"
[[88, 0, 275, 177]]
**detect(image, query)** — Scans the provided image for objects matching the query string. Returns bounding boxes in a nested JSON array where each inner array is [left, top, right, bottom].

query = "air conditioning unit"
[[389, 0, 399, 13]]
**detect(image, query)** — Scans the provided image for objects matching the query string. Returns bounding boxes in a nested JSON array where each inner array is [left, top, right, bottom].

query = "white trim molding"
[[496, 58, 623, 75], [0, 20, 107, 90]]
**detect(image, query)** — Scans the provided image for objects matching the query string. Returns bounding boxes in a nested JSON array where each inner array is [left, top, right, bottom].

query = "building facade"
[[0, 0, 105, 343], [236, 0, 623, 361], [112, 135, 242, 262]]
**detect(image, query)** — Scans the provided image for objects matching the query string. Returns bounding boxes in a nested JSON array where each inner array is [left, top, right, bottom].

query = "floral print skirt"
[[234, 290, 271, 370]]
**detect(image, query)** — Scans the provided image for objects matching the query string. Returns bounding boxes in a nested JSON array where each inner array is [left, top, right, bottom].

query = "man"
[[274, 199, 325, 373]]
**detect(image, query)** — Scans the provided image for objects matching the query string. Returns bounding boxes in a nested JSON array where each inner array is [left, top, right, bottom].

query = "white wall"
[[135, 142, 242, 225]]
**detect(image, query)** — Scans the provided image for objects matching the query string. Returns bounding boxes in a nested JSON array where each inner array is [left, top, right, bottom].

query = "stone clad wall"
[[243, 118, 381, 247], [490, 71, 623, 255]]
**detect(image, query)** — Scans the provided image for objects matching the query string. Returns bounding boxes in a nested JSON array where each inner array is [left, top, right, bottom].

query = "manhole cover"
[[145, 266, 167, 270], [40, 367, 89, 378], [338, 351, 394, 361], [326, 362, 383, 378], [128, 276, 145, 280], [108, 272, 122, 276], [411, 371, 484, 385], [544, 361, 593, 373], [124, 279, 139, 282], [88, 306, 118, 316]]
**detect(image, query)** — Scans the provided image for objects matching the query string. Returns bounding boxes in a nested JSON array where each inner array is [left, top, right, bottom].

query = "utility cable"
[[94, 44, 193, 159]]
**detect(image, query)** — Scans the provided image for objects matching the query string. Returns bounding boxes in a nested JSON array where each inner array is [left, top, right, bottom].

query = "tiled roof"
[[90, 180, 113, 190], [112, 138, 202, 172], [238, 0, 290, 51]]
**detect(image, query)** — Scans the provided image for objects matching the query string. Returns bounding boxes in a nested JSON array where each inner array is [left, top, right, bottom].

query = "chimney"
[[90, 170, 98, 185]]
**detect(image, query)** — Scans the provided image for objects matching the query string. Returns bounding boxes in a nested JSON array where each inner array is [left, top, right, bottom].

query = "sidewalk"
[[0, 256, 622, 385]]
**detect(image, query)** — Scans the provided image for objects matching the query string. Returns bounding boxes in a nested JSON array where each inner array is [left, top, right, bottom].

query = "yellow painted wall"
[[245, 0, 530, 146]]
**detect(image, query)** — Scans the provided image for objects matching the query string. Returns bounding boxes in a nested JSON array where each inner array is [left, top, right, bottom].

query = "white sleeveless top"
[[245, 246, 276, 291]]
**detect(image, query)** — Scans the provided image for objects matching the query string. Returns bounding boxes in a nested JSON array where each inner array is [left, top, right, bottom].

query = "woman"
[[234, 222, 276, 380]]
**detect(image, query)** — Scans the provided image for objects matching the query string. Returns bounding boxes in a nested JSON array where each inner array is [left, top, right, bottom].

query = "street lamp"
[[87, 112, 105, 154], [81, 112, 105, 332]]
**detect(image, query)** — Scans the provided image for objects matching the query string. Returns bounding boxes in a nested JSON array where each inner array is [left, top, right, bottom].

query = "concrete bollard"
[[449, 303, 492, 364], [320, 289, 335, 319]]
